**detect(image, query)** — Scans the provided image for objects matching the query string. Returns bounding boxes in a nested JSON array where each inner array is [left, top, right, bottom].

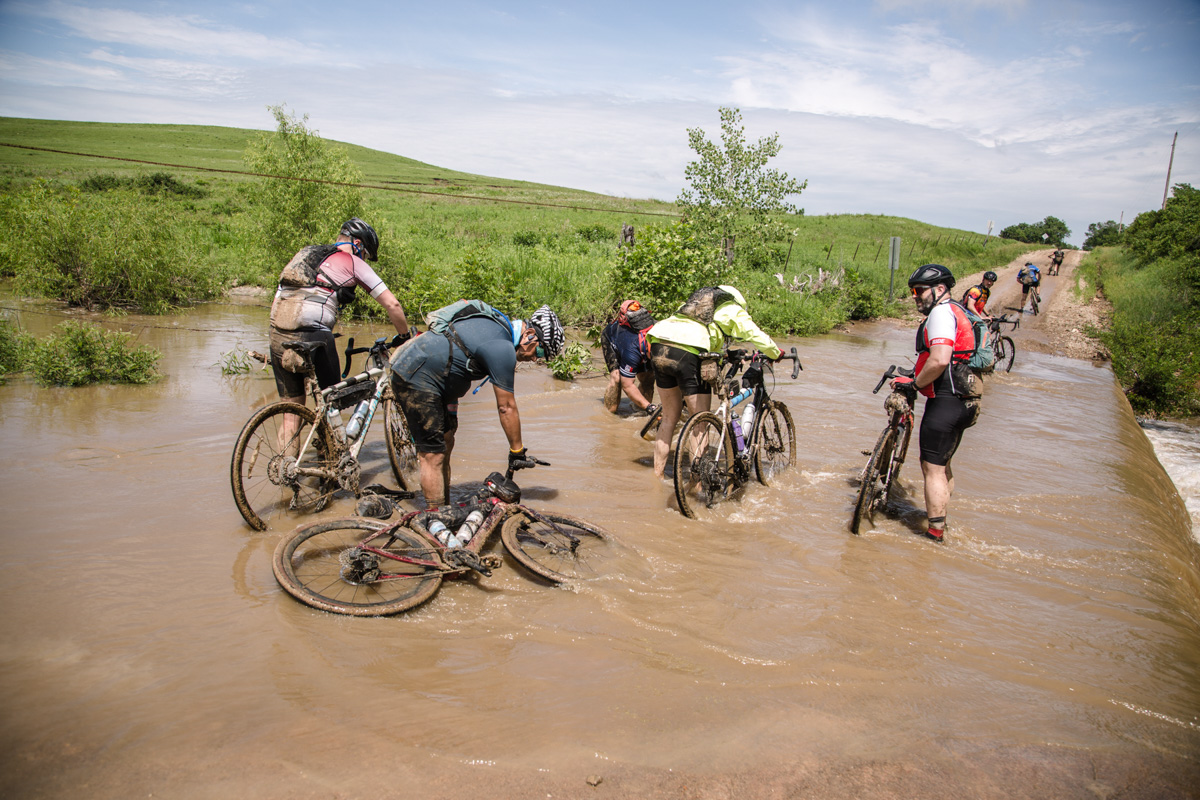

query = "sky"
[[1, 0, 1198, 245]]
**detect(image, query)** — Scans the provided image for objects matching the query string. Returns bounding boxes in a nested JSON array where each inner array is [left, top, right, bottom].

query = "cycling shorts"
[[601, 326, 618, 373], [650, 342, 708, 397], [918, 395, 974, 466], [269, 327, 339, 399], [389, 376, 459, 454]]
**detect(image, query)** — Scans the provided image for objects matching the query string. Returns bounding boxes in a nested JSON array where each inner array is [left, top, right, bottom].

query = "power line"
[[0, 141, 679, 218]]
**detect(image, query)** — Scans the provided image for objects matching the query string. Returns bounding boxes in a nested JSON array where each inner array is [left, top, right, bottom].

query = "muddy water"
[[1, 299, 1198, 799]]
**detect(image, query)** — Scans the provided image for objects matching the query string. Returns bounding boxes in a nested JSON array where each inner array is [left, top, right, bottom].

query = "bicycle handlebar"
[[505, 454, 550, 481], [340, 333, 409, 378], [872, 365, 915, 394], [723, 347, 803, 379]]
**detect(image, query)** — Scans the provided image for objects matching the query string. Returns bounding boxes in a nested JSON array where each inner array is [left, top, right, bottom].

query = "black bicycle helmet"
[[907, 263, 956, 290], [983, 271, 998, 282], [339, 218, 379, 261], [526, 305, 566, 359]]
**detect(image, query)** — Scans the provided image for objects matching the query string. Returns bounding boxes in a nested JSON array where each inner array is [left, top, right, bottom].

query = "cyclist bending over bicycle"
[[389, 301, 565, 506], [644, 285, 784, 479]]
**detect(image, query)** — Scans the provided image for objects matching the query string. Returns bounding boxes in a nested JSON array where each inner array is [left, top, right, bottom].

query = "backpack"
[[425, 299, 512, 338], [954, 301, 993, 372], [278, 244, 357, 305]]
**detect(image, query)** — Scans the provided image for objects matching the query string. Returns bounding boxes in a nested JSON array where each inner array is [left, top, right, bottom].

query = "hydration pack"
[[956, 302, 993, 372], [278, 244, 356, 305], [424, 299, 512, 338], [676, 287, 736, 326]]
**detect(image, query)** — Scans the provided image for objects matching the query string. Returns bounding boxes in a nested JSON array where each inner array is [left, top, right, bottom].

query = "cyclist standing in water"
[[961, 271, 997, 320], [1017, 262, 1041, 312], [645, 285, 782, 479], [602, 299, 657, 416], [389, 302, 565, 505], [268, 218, 410, 405], [890, 264, 980, 542]]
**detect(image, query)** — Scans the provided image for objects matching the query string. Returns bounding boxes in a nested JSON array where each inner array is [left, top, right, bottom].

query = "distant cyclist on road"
[[1050, 249, 1064, 275], [961, 271, 997, 320], [645, 285, 782, 479], [389, 301, 565, 506], [602, 299, 657, 417], [890, 264, 982, 543], [1017, 262, 1042, 313]]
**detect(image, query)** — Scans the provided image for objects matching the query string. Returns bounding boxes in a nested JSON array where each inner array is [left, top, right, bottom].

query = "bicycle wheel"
[[852, 426, 895, 534], [500, 511, 615, 583], [998, 336, 1016, 373], [231, 402, 335, 531], [879, 421, 909, 501], [673, 411, 735, 519], [752, 400, 797, 487], [383, 397, 420, 492], [273, 517, 444, 616]]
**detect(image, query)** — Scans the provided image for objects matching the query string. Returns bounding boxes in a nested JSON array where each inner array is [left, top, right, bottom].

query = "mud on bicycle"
[[271, 458, 616, 616], [672, 347, 802, 518], [851, 365, 917, 534], [231, 333, 419, 531], [986, 314, 1020, 374]]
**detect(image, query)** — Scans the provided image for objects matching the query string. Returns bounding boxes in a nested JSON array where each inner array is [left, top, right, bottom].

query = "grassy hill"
[[0, 116, 1031, 332]]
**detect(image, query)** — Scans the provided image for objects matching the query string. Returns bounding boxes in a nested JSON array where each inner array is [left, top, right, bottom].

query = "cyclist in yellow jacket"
[[645, 285, 782, 479]]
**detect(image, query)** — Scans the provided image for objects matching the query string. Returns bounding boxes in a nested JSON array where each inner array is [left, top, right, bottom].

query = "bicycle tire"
[[879, 421, 909, 501], [383, 397, 420, 492], [273, 517, 444, 616], [500, 511, 615, 583], [752, 400, 797, 487], [673, 411, 735, 519], [852, 426, 895, 534], [231, 402, 335, 531], [998, 336, 1016, 373]]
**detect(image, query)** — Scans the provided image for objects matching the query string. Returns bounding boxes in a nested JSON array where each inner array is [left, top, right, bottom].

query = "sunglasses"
[[911, 286, 934, 297]]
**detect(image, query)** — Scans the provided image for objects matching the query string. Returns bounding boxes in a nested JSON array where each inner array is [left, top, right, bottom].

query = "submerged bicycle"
[[231, 334, 419, 531], [851, 365, 917, 534], [272, 459, 616, 616], [672, 347, 802, 518], [986, 314, 1020, 373]]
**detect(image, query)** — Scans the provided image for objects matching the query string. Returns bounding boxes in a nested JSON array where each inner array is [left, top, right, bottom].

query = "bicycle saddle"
[[282, 341, 327, 358]]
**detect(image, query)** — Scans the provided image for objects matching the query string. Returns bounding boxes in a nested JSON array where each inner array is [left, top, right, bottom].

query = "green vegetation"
[[0, 114, 1026, 336], [1076, 184, 1200, 416], [0, 319, 161, 386], [1000, 216, 1070, 246], [547, 342, 593, 380], [1082, 220, 1124, 250]]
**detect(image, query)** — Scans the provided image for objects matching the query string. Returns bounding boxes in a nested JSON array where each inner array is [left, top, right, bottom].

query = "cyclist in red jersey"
[[961, 271, 997, 320]]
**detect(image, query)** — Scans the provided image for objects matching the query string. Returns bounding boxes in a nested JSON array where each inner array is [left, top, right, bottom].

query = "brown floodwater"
[[1, 297, 1198, 799]]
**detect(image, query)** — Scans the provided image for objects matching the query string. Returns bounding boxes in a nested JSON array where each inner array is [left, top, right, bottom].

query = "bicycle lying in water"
[[986, 314, 1020, 373], [672, 347, 802, 518], [851, 365, 917, 534], [271, 459, 616, 616], [231, 334, 419, 531]]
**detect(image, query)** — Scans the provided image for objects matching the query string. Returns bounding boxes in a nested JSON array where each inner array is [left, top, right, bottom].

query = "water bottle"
[[428, 519, 452, 547], [740, 401, 756, 436], [325, 405, 345, 440], [453, 509, 484, 547], [344, 399, 371, 440], [730, 417, 746, 452]]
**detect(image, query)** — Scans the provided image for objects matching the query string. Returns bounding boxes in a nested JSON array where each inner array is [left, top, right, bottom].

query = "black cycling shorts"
[[650, 342, 708, 397], [601, 326, 618, 373], [269, 327, 339, 399], [919, 395, 974, 466], [390, 376, 459, 454]]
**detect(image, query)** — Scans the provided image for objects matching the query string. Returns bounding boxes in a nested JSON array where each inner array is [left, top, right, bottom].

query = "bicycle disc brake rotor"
[[338, 547, 381, 584]]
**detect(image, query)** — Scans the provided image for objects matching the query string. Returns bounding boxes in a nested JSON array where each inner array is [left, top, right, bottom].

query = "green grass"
[[0, 116, 1029, 333]]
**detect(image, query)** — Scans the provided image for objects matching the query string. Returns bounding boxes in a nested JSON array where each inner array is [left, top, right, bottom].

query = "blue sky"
[[1, 0, 1197, 244]]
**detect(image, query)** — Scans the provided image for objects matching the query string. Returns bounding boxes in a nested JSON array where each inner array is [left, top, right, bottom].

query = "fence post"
[[723, 236, 736, 265], [888, 237, 901, 300], [621, 224, 635, 248]]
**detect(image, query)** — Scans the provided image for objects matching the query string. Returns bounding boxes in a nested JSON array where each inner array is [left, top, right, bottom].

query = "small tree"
[[244, 105, 364, 267], [1082, 220, 1124, 250], [999, 215, 1071, 246], [677, 107, 807, 270]]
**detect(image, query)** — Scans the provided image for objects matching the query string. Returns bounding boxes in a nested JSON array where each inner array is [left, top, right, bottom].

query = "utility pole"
[[1162, 131, 1178, 209]]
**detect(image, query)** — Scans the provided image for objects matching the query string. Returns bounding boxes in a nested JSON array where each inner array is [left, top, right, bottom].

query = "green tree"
[[999, 215, 1071, 245], [1124, 184, 1200, 262], [1083, 220, 1124, 250], [244, 105, 364, 267], [677, 107, 807, 270], [609, 219, 724, 315]]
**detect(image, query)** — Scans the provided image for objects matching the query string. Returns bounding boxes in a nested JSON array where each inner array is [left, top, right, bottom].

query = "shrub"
[[575, 223, 612, 243], [8, 181, 228, 313], [0, 320, 35, 377], [512, 230, 541, 247], [27, 321, 161, 386], [547, 342, 592, 380], [609, 219, 724, 316]]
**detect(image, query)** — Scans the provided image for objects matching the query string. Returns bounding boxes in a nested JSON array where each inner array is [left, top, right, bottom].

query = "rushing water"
[[1, 298, 1198, 799], [1141, 419, 1200, 540]]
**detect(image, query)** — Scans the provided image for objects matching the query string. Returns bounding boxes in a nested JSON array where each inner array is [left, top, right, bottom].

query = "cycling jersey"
[[602, 321, 651, 378], [390, 314, 518, 398], [647, 301, 781, 359], [1018, 265, 1041, 287], [962, 284, 990, 316], [914, 298, 975, 398], [270, 250, 390, 332]]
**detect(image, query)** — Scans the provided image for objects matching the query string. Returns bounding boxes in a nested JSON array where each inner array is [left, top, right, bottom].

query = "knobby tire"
[[673, 412, 735, 519], [231, 402, 335, 531], [752, 400, 797, 487], [998, 336, 1016, 373], [852, 426, 896, 534], [273, 517, 444, 616], [500, 511, 615, 583], [383, 397, 420, 491]]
